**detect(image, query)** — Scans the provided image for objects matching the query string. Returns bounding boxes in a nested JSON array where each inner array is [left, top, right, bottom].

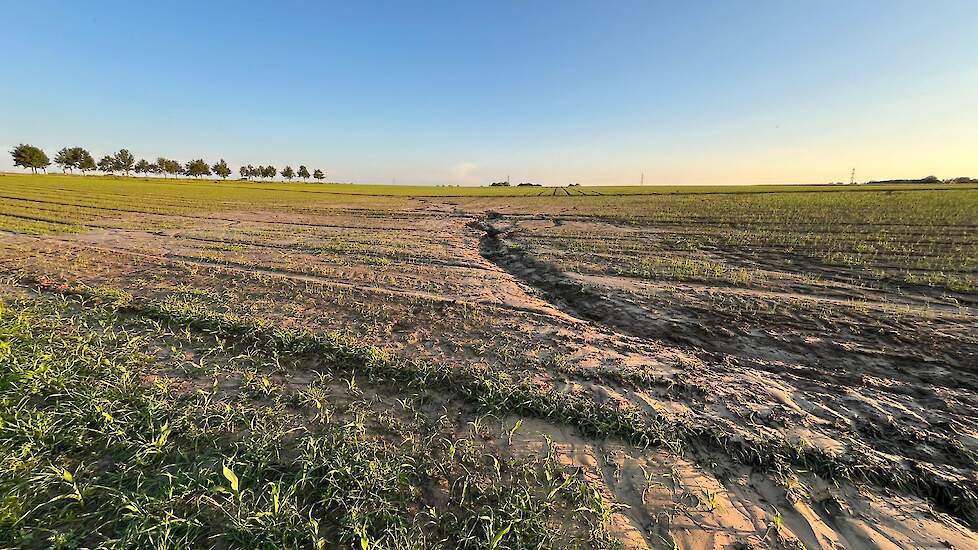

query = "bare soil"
[[1, 200, 976, 550]]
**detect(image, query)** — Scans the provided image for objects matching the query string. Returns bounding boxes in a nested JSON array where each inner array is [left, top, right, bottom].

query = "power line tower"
[[849, 168, 856, 185], [640, 173, 644, 186]]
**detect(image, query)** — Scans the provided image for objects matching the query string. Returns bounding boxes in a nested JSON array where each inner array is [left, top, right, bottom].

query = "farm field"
[[1, 173, 977, 549]]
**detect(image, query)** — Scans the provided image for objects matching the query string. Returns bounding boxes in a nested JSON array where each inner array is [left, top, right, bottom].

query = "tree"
[[134, 159, 151, 176], [114, 149, 135, 176], [281, 165, 295, 180], [148, 162, 160, 176], [10, 144, 50, 174], [297, 165, 310, 181], [78, 150, 96, 174], [156, 157, 170, 178], [313, 169, 325, 182], [54, 148, 77, 173], [55, 146, 94, 174], [163, 159, 182, 178], [98, 155, 116, 174], [239, 165, 249, 179], [262, 165, 277, 180], [247, 165, 258, 179], [212, 159, 231, 179], [183, 159, 209, 178]]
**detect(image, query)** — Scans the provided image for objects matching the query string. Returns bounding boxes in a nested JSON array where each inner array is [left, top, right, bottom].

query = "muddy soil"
[[1, 202, 976, 549]]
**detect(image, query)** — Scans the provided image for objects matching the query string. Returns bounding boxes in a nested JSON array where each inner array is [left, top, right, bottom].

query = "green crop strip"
[[0, 293, 625, 549]]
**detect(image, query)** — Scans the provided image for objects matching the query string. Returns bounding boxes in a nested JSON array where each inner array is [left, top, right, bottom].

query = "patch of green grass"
[[0, 292, 624, 548], [611, 256, 759, 286]]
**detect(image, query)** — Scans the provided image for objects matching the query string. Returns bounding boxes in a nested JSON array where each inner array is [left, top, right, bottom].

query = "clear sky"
[[2, 1, 977, 185]]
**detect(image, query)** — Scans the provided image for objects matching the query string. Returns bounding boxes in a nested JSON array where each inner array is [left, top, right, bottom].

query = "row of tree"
[[10, 143, 326, 182]]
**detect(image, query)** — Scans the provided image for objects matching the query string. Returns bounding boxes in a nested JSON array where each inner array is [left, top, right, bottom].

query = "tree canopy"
[[134, 159, 152, 175], [77, 150, 96, 173], [54, 148, 73, 173], [155, 157, 170, 178], [11, 141, 328, 183], [212, 159, 231, 179], [97, 155, 116, 174], [184, 159, 211, 178], [114, 149, 135, 176], [163, 159, 183, 177], [10, 144, 50, 174], [54, 147, 91, 174]]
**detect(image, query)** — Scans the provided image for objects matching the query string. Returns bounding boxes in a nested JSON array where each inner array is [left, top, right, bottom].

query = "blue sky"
[[2, 0, 977, 185]]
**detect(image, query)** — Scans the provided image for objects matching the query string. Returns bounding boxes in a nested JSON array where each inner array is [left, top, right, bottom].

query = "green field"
[[2, 173, 975, 291], [2, 171, 976, 202], [1, 172, 977, 548]]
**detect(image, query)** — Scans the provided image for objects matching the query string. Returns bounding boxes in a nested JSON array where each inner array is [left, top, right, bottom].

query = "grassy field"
[[2, 171, 976, 202], [1, 173, 977, 549], [2, 173, 975, 291]]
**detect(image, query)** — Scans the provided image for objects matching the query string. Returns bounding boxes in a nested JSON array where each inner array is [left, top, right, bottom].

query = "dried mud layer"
[[1, 195, 977, 550]]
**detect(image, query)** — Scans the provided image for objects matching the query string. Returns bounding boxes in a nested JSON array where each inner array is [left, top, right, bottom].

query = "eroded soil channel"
[[472, 214, 719, 351]]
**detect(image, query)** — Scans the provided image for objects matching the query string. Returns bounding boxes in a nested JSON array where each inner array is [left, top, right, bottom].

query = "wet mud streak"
[[472, 214, 713, 350]]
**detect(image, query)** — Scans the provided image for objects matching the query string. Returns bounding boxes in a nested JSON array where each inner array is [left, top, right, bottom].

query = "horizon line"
[[3, 170, 972, 189]]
